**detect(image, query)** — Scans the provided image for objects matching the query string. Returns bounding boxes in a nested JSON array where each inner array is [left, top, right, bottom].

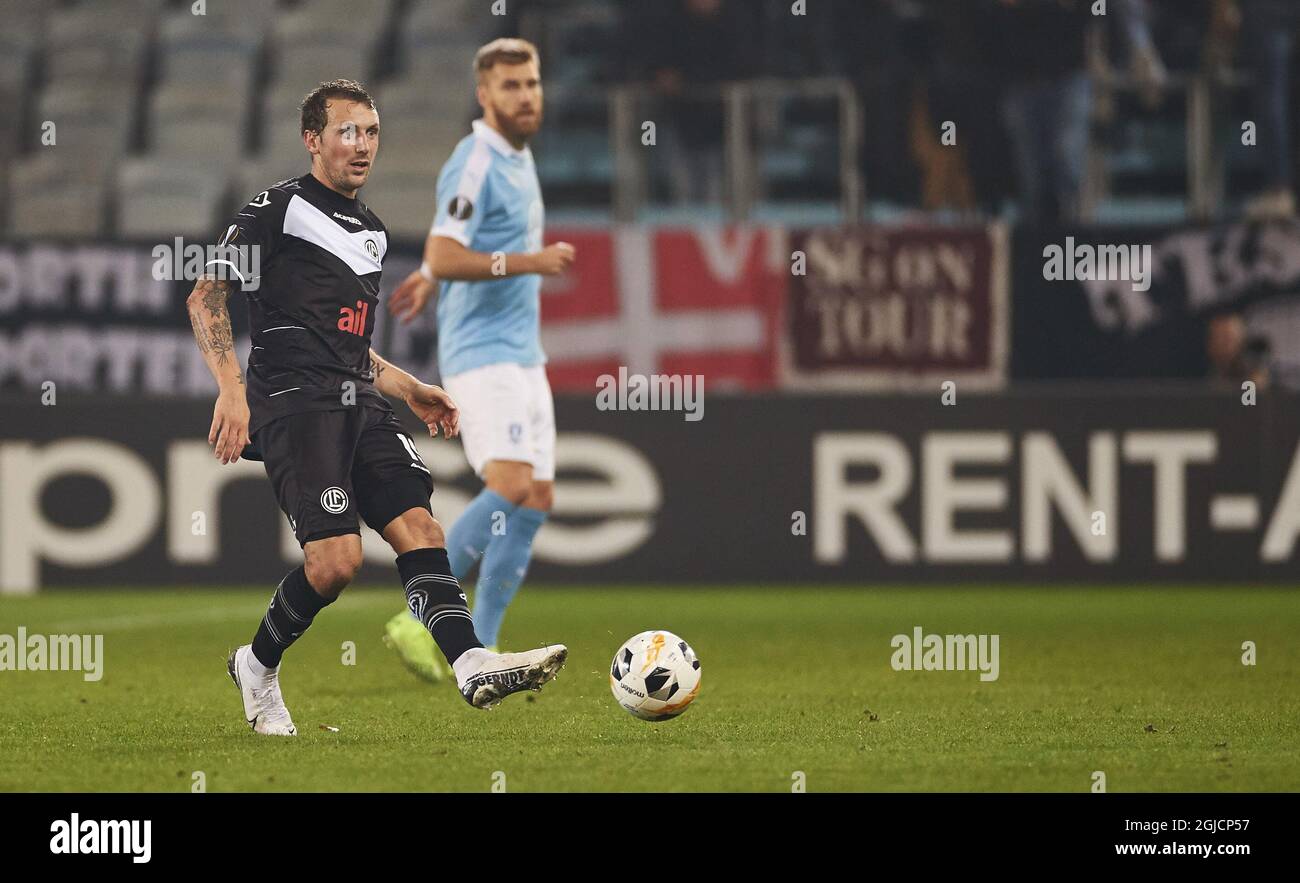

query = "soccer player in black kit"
[[185, 80, 566, 735]]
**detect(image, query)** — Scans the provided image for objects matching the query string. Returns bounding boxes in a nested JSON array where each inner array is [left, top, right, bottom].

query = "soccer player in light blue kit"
[[384, 38, 575, 681]]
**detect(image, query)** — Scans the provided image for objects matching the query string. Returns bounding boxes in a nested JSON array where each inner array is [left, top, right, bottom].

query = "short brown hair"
[[300, 79, 375, 135], [474, 38, 539, 81]]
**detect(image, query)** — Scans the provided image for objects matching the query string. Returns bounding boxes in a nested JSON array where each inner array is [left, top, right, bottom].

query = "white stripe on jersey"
[[430, 136, 493, 247], [283, 195, 387, 276]]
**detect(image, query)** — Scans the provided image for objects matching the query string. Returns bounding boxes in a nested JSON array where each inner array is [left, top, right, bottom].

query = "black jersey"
[[209, 173, 391, 434]]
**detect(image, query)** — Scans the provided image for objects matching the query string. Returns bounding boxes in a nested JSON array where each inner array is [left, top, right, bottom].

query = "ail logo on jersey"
[[337, 299, 370, 336]]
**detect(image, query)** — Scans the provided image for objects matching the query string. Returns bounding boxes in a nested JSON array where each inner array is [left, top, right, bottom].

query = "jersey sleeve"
[[207, 186, 291, 287], [430, 145, 491, 248]]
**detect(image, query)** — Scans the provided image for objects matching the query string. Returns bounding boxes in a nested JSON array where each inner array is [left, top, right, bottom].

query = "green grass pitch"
[[1, 586, 1296, 792]]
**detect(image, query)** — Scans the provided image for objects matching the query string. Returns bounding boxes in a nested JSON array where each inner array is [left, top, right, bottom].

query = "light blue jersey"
[[432, 119, 546, 378]]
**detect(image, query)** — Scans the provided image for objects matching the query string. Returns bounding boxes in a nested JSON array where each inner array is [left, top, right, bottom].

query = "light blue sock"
[[445, 489, 514, 581], [472, 506, 547, 647]]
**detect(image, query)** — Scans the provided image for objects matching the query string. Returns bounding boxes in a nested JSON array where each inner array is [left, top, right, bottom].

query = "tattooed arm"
[[369, 348, 460, 439], [368, 348, 417, 400], [187, 276, 250, 463]]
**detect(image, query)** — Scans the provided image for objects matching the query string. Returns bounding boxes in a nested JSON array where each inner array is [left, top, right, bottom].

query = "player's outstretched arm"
[[369, 348, 460, 439], [430, 235, 574, 281], [386, 235, 576, 324], [186, 276, 250, 464]]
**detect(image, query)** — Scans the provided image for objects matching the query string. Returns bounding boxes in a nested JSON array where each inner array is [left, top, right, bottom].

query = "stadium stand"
[[116, 157, 228, 238], [0, 0, 1289, 237]]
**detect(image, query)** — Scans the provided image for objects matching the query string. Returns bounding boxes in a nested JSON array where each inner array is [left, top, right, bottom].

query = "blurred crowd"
[[591, 0, 1300, 390], [604, 0, 1300, 222]]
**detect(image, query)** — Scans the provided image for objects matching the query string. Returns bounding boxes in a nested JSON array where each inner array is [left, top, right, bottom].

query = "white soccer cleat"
[[458, 644, 568, 710], [227, 644, 297, 736]]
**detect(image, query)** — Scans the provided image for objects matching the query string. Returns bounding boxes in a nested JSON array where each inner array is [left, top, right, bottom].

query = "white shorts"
[[442, 362, 556, 481]]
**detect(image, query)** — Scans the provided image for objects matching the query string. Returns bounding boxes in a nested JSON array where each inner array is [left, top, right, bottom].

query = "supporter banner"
[[0, 242, 222, 397], [782, 224, 1009, 390], [3, 390, 1299, 591], [0, 228, 786, 396], [1011, 218, 1300, 381]]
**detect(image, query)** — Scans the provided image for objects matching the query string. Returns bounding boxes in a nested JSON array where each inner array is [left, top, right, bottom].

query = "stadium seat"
[[157, 34, 262, 86], [37, 82, 125, 121], [403, 0, 481, 37], [376, 77, 477, 127], [400, 0, 485, 83], [44, 30, 148, 88], [148, 82, 253, 163], [65, 0, 168, 23], [151, 80, 251, 123], [258, 82, 320, 162], [258, 124, 312, 174], [0, 33, 35, 169], [35, 116, 135, 172], [377, 117, 469, 175], [8, 154, 111, 238], [47, 7, 119, 46], [271, 36, 373, 92], [116, 159, 229, 239], [158, 0, 277, 43], [31, 83, 133, 158], [277, 0, 397, 44], [402, 35, 481, 89], [43, 1, 162, 80], [0, 0, 48, 50], [0, 36, 33, 85], [260, 122, 311, 173], [8, 184, 111, 238]]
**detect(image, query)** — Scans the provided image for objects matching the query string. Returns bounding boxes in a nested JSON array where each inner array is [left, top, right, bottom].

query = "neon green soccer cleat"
[[383, 611, 451, 684]]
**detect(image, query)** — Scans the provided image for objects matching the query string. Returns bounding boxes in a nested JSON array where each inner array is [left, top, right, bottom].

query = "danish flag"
[[539, 227, 786, 391]]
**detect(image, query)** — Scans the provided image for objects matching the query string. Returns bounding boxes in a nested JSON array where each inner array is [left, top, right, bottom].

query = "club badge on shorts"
[[320, 486, 349, 514]]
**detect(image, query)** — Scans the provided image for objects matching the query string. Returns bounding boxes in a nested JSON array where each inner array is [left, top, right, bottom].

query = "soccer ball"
[[609, 630, 701, 721]]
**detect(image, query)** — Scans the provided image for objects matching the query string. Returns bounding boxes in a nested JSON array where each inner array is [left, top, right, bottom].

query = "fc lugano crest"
[[448, 196, 474, 221], [320, 486, 349, 514]]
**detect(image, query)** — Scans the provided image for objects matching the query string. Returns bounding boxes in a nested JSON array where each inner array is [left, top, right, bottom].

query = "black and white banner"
[[3, 390, 1300, 591], [1013, 219, 1300, 382]]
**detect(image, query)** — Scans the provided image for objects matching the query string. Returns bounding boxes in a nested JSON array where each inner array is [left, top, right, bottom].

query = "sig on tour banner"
[[782, 224, 1010, 390]]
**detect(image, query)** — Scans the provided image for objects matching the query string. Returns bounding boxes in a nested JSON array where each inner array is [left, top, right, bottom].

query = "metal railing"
[[1084, 12, 1255, 224], [606, 77, 863, 223], [1085, 65, 1253, 223]]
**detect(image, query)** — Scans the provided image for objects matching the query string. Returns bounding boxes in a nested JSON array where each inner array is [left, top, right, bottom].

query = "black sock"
[[251, 566, 332, 668], [397, 547, 483, 667]]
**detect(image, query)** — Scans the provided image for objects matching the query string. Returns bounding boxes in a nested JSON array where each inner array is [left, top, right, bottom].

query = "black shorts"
[[249, 405, 435, 547]]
